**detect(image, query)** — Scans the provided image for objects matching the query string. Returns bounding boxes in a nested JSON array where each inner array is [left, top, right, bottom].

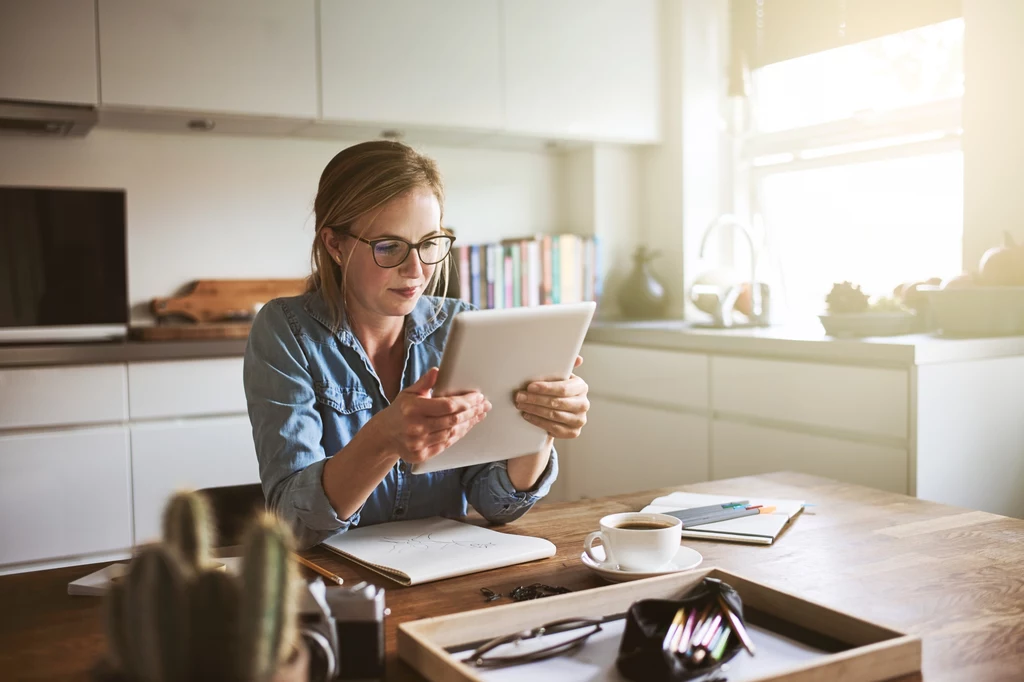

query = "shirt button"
[[395, 507, 406, 515]]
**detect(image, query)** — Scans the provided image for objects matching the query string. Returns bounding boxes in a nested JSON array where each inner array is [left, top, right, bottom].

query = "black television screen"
[[0, 186, 128, 328]]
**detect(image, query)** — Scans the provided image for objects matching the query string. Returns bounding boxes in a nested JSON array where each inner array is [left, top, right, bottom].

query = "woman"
[[243, 141, 590, 549]]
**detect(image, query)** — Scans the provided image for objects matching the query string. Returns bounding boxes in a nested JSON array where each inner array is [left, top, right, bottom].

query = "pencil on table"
[[293, 554, 344, 585]]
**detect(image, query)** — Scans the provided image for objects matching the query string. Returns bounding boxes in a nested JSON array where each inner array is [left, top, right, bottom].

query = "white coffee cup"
[[584, 512, 682, 571]]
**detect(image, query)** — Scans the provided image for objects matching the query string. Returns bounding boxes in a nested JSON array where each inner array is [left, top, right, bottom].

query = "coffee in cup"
[[584, 512, 682, 571]]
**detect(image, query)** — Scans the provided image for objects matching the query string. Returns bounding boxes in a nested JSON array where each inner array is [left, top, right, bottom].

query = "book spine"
[[486, 245, 496, 309], [458, 245, 470, 302], [505, 248, 514, 308], [511, 244, 522, 308], [541, 235, 553, 305], [469, 245, 481, 308], [528, 240, 541, 307], [551, 236, 561, 305]]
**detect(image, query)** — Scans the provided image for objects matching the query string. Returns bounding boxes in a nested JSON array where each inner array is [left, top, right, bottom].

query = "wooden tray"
[[398, 567, 921, 682]]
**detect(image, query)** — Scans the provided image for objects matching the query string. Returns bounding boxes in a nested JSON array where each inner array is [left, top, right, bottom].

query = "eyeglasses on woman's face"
[[343, 232, 455, 269]]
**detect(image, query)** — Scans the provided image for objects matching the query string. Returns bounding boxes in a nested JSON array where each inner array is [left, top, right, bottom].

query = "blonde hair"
[[308, 140, 450, 330]]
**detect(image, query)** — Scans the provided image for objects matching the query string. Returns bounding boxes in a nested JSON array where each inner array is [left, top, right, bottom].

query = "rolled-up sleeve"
[[461, 448, 559, 525], [243, 302, 355, 548]]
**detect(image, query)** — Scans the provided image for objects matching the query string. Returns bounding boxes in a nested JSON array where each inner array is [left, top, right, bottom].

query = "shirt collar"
[[304, 290, 448, 349]]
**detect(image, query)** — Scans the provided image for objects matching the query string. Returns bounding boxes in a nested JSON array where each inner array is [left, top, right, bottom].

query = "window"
[[737, 18, 964, 319]]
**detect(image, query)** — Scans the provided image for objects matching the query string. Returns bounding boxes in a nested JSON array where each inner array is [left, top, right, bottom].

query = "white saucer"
[[581, 545, 703, 583]]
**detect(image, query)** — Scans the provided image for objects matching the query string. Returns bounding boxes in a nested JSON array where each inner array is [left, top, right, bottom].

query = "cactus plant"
[[238, 513, 299, 682], [162, 490, 215, 572], [102, 499, 302, 682]]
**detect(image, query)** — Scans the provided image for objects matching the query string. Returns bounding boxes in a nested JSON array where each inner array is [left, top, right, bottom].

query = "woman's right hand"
[[373, 367, 491, 465]]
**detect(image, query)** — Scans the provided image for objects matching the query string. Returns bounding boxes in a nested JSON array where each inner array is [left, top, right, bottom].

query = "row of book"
[[451, 234, 602, 310]]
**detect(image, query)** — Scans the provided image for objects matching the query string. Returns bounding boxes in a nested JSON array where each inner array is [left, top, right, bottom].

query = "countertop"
[[0, 337, 248, 368], [585, 319, 1024, 366], [4, 319, 1024, 369]]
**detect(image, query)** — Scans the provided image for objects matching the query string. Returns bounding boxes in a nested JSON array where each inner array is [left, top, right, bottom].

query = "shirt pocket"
[[313, 382, 374, 415]]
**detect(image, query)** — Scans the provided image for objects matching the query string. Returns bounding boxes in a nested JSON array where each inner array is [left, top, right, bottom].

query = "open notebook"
[[320, 517, 556, 586], [642, 492, 805, 545]]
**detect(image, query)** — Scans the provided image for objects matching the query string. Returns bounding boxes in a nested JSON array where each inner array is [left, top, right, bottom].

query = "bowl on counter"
[[818, 311, 919, 338], [920, 287, 1024, 338]]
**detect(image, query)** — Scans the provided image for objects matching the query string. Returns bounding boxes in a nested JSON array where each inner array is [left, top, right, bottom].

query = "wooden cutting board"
[[129, 322, 254, 342], [151, 278, 307, 323]]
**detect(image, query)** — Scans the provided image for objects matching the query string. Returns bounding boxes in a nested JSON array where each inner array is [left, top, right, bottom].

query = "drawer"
[[711, 420, 908, 494], [0, 426, 132, 566], [0, 364, 127, 430], [578, 344, 708, 410], [128, 358, 247, 420], [711, 357, 908, 439], [130, 416, 260, 543]]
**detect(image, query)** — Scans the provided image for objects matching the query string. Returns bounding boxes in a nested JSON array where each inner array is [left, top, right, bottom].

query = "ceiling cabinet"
[[97, 0, 317, 118]]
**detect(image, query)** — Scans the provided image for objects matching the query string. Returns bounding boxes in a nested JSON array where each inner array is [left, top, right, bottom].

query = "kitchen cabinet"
[[0, 0, 98, 105], [130, 416, 260, 544], [128, 358, 246, 420], [0, 427, 131, 567], [0, 364, 127, 431], [578, 344, 707, 410], [567, 397, 709, 499], [711, 420, 908, 494], [97, 0, 317, 118], [319, 0, 502, 130], [711, 357, 908, 440], [502, 0, 661, 142]]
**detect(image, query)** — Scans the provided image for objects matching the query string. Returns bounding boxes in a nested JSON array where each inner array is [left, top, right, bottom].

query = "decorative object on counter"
[[825, 281, 870, 314], [618, 245, 669, 319], [921, 286, 1024, 338], [979, 231, 1024, 286], [96, 491, 308, 682], [820, 283, 917, 337], [690, 215, 770, 328]]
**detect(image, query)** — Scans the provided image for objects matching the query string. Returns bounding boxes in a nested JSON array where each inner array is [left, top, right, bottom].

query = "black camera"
[[299, 578, 389, 681]]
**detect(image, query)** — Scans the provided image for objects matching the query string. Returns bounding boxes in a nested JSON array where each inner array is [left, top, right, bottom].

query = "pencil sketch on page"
[[378, 533, 498, 554]]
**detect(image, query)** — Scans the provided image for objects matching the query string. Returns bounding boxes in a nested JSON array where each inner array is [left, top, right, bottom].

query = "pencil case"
[[616, 577, 746, 682]]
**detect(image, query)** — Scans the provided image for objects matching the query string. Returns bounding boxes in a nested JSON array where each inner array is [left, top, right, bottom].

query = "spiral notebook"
[[642, 492, 805, 545], [320, 517, 556, 586]]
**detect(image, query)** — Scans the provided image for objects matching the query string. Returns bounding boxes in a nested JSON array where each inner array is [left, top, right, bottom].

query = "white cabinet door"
[[0, 0, 98, 104], [131, 416, 260, 543], [98, 0, 317, 118], [568, 398, 708, 500], [711, 420, 908, 494], [128, 358, 246, 420], [0, 364, 128, 431], [711, 357, 909, 440], [0, 427, 131, 566], [578, 344, 708, 411], [320, 0, 502, 130], [503, 0, 660, 142]]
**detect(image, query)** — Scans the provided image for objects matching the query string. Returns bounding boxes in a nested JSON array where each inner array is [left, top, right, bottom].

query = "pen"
[[675, 607, 698, 653], [709, 625, 732, 661], [293, 554, 344, 586]]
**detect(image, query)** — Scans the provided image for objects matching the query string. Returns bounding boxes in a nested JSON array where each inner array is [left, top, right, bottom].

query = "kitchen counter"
[[0, 337, 248, 368], [585, 319, 1024, 366]]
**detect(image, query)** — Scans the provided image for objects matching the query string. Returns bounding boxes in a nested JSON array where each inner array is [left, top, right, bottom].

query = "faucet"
[[692, 214, 770, 327]]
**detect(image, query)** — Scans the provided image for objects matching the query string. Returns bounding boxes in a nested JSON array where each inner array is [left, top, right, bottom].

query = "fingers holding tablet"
[[514, 368, 590, 440]]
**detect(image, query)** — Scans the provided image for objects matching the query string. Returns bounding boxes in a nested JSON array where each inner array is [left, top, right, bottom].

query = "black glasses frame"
[[463, 617, 605, 669], [343, 232, 455, 269]]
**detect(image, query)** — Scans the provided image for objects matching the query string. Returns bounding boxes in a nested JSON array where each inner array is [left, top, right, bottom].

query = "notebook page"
[[321, 517, 556, 586], [642, 492, 805, 542]]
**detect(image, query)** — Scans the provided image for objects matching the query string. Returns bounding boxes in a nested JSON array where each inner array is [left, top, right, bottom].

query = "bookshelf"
[[450, 234, 602, 309]]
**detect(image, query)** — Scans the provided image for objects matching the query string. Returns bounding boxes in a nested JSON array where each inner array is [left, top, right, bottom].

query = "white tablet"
[[410, 302, 596, 475]]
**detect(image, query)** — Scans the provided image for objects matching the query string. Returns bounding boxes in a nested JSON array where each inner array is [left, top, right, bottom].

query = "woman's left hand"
[[515, 356, 589, 439]]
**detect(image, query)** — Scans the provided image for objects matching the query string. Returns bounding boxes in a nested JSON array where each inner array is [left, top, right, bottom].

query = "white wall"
[[0, 129, 563, 322], [962, 0, 1024, 268]]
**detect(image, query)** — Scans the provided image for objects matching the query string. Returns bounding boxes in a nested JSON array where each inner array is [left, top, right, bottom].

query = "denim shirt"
[[242, 291, 558, 549]]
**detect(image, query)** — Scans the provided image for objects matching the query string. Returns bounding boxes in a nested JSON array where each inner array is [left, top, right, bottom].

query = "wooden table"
[[4, 472, 1024, 681]]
